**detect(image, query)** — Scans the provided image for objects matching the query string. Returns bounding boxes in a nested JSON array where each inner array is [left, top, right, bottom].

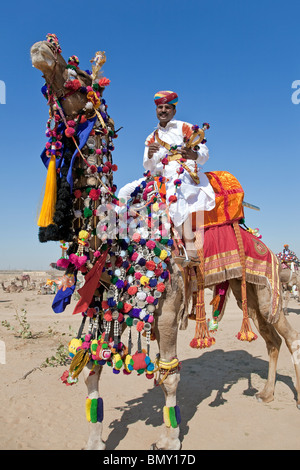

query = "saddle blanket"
[[200, 223, 281, 323]]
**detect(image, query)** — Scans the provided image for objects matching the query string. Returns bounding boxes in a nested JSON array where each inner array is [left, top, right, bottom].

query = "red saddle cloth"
[[203, 223, 281, 323]]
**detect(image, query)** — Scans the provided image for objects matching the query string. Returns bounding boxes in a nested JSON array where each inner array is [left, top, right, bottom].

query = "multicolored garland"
[[276, 244, 300, 268], [63, 174, 174, 382]]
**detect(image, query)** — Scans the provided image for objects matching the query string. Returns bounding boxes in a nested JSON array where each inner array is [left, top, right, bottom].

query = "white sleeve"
[[118, 178, 145, 201], [195, 143, 209, 166], [143, 145, 165, 174]]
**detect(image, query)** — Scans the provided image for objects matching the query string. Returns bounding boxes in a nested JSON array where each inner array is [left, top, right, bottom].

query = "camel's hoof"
[[150, 443, 159, 450], [255, 392, 274, 404], [150, 442, 182, 451]]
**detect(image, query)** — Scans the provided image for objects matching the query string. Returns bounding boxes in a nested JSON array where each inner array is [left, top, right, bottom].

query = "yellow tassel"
[[37, 154, 57, 227]]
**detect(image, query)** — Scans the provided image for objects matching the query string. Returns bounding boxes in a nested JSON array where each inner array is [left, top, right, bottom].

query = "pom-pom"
[[65, 127, 75, 138], [168, 195, 177, 203], [98, 77, 111, 87], [89, 188, 100, 201], [56, 258, 70, 269], [128, 286, 138, 295]]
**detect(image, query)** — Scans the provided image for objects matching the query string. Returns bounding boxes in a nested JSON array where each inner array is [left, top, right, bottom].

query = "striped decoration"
[[163, 406, 181, 428], [86, 397, 104, 423]]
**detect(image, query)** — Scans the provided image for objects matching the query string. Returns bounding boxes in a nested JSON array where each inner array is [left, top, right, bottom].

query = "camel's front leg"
[[82, 363, 105, 450], [153, 366, 181, 450], [152, 309, 182, 448]]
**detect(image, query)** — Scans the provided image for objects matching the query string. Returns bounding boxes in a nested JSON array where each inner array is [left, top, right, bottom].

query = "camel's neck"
[[44, 61, 66, 101], [44, 64, 88, 120]]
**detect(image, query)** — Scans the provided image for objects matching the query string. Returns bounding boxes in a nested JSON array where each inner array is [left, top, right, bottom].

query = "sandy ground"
[[1, 270, 300, 451]]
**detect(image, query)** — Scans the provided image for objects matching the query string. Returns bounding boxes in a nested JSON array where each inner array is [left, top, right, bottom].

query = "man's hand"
[[148, 142, 160, 159], [180, 147, 198, 161]]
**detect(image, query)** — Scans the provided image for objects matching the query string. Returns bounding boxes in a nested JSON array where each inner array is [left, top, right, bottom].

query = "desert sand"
[[1, 269, 300, 451]]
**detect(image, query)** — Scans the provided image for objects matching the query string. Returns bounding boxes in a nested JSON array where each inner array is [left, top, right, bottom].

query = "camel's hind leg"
[[230, 279, 300, 407], [273, 309, 300, 408], [253, 283, 300, 407], [82, 363, 105, 450], [229, 280, 282, 403]]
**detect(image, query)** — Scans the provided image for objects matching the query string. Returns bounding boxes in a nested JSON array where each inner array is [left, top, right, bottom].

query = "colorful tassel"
[[233, 222, 258, 343], [37, 154, 57, 227]]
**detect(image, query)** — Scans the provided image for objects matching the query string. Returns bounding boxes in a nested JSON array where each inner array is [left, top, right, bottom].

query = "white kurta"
[[143, 119, 215, 227]]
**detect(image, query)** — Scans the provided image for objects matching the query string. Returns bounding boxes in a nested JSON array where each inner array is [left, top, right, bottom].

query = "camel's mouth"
[[30, 41, 56, 71]]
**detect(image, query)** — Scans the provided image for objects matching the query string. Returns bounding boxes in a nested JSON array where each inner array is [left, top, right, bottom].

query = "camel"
[[31, 35, 300, 451], [1, 281, 24, 293], [279, 264, 300, 313], [15, 274, 31, 288]]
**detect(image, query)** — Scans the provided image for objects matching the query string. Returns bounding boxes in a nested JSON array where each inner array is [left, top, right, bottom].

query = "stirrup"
[[173, 245, 190, 267]]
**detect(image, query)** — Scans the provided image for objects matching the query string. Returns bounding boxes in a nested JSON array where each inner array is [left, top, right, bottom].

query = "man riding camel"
[[118, 90, 215, 265]]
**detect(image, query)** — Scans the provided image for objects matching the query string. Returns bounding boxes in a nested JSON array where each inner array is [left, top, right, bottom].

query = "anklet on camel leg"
[[86, 397, 104, 423], [163, 406, 181, 428]]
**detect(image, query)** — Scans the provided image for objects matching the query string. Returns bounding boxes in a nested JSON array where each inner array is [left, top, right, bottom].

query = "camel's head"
[[30, 34, 66, 76], [30, 34, 95, 118]]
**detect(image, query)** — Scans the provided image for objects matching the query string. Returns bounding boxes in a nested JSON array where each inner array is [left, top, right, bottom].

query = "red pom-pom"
[[128, 286, 138, 295], [131, 351, 147, 370], [65, 127, 75, 137], [98, 77, 111, 87], [89, 188, 100, 201], [156, 282, 165, 292], [168, 195, 177, 203], [136, 321, 144, 332], [74, 189, 82, 198], [65, 79, 81, 91]]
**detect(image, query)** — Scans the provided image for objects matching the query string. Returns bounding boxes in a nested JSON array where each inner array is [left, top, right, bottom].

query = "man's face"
[[156, 103, 176, 127]]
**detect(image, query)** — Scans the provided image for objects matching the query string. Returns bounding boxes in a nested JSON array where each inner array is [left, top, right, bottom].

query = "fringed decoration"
[[188, 290, 197, 320], [190, 231, 216, 349], [233, 222, 258, 342], [37, 154, 57, 227], [163, 406, 181, 428], [85, 397, 104, 423]]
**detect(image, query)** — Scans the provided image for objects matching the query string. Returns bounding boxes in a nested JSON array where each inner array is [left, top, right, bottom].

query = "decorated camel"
[[277, 247, 300, 312], [30, 35, 300, 450]]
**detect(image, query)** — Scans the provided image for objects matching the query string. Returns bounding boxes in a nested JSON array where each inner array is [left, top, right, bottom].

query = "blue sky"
[[0, 0, 300, 270]]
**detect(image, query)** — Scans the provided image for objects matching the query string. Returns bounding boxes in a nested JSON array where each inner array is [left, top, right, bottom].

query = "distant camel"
[[280, 265, 300, 314], [1, 281, 24, 293], [15, 274, 31, 288]]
